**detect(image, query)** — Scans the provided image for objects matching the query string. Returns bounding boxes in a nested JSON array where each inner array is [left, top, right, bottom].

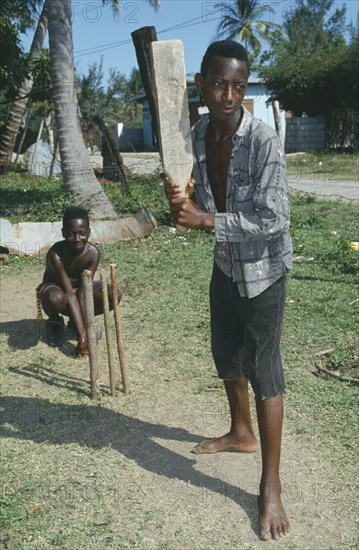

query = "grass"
[[0, 170, 168, 224], [285, 150, 359, 181], [0, 169, 358, 548], [0, 151, 358, 223], [1, 180, 358, 421]]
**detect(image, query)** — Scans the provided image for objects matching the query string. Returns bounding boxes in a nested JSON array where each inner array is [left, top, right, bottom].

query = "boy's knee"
[[46, 289, 66, 310], [108, 286, 122, 307]]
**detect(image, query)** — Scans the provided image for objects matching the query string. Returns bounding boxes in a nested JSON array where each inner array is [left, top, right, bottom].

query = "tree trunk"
[[15, 110, 31, 163], [93, 114, 128, 193], [49, 137, 59, 179], [272, 100, 284, 151], [0, 2, 48, 174], [44, 110, 54, 147], [48, 0, 118, 220]]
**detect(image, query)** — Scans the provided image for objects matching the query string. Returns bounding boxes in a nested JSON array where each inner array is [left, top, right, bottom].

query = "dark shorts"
[[210, 263, 287, 400]]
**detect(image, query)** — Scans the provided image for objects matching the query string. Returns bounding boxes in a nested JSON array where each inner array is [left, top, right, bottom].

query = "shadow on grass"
[[0, 319, 76, 357], [0, 395, 260, 538], [9, 364, 90, 396]]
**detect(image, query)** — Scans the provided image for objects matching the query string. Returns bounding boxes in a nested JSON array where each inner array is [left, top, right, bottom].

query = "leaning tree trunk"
[[0, 2, 48, 174], [93, 114, 128, 193], [44, 109, 54, 147], [49, 137, 59, 179], [47, 0, 118, 220], [272, 100, 284, 151], [15, 110, 31, 163]]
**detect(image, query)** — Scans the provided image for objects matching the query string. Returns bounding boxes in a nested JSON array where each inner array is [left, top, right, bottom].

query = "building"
[[132, 73, 286, 152]]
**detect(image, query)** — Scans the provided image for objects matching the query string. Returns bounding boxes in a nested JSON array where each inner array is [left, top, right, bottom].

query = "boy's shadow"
[[0, 319, 77, 357], [0, 395, 260, 538]]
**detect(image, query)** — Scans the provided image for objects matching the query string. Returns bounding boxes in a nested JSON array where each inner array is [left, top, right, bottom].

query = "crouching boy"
[[37, 206, 121, 356]]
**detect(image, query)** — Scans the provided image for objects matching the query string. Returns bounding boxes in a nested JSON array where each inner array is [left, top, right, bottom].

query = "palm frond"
[[147, 0, 160, 12], [102, 0, 159, 15], [218, 17, 240, 33], [215, 0, 283, 56], [251, 4, 275, 18], [102, 0, 119, 17]]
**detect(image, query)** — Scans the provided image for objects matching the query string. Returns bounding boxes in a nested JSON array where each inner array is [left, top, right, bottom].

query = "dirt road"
[[92, 152, 358, 202], [288, 175, 358, 202]]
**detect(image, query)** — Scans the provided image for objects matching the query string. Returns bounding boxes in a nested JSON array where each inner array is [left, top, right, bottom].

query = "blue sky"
[[22, 0, 359, 83]]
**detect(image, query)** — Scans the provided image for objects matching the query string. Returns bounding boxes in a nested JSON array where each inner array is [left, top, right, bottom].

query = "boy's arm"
[[48, 251, 87, 340]]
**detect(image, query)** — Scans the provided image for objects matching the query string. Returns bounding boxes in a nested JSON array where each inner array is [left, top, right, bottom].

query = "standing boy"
[[163, 41, 292, 540], [37, 206, 121, 356]]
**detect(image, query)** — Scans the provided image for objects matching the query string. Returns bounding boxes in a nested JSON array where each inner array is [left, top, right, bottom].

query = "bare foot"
[[258, 481, 291, 541], [191, 432, 260, 454]]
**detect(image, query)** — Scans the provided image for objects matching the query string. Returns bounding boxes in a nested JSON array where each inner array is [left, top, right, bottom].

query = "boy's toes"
[[272, 528, 280, 540], [259, 527, 271, 541]]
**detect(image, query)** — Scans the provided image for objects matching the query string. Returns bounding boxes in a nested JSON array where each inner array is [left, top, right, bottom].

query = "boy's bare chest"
[[64, 257, 85, 279], [60, 247, 92, 282], [205, 138, 233, 213]]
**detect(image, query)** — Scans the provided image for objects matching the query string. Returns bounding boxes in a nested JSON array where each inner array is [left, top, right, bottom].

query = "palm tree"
[[216, 0, 284, 145], [216, 0, 281, 60], [0, 0, 48, 174], [47, 0, 159, 220]]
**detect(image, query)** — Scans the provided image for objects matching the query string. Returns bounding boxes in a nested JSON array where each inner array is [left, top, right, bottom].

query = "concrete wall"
[[101, 128, 144, 152], [0, 208, 157, 256], [142, 105, 154, 151], [285, 116, 326, 153], [119, 128, 144, 152]]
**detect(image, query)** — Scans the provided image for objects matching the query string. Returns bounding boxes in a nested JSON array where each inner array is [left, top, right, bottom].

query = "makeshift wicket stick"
[[100, 272, 116, 397], [82, 269, 100, 400], [110, 263, 129, 395]]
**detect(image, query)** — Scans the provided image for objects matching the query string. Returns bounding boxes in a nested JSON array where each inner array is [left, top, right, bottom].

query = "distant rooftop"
[[186, 72, 263, 85]]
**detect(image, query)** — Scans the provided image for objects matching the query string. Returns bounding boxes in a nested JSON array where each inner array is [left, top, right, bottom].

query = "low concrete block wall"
[[119, 129, 144, 152], [285, 116, 326, 153], [0, 208, 157, 256]]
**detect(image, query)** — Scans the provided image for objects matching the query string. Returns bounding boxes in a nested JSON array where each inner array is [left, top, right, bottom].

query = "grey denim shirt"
[[192, 107, 293, 298]]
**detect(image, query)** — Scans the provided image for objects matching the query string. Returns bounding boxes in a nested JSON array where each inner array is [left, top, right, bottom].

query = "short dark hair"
[[200, 40, 250, 77], [62, 206, 90, 227]]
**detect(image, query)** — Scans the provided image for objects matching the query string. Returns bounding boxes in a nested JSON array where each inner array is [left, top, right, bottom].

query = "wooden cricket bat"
[[150, 40, 193, 199], [132, 29, 193, 231]]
